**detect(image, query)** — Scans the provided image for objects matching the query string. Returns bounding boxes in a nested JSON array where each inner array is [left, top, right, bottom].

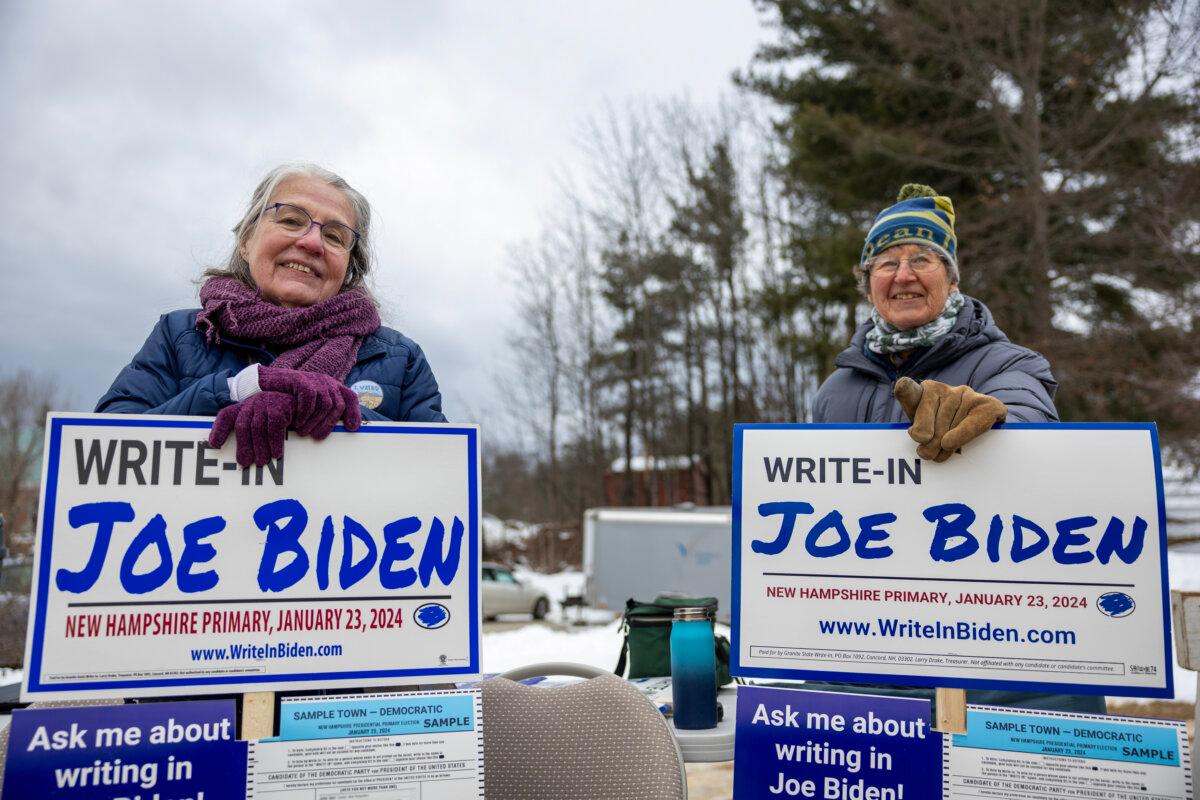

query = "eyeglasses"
[[869, 253, 941, 276], [263, 203, 359, 253]]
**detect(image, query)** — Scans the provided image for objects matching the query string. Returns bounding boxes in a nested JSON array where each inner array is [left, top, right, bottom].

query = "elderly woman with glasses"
[[811, 185, 1106, 714], [97, 163, 446, 466], [813, 183, 1057, 459]]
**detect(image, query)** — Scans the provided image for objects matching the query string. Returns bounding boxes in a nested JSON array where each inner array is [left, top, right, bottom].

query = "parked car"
[[482, 562, 550, 620]]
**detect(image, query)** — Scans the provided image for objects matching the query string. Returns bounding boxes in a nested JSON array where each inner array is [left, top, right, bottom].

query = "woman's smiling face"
[[867, 243, 957, 330], [240, 176, 357, 307]]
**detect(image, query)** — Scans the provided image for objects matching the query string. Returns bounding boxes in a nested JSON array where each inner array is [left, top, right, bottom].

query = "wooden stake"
[[241, 691, 275, 740], [1170, 590, 1199, 783], [934, 687, 966, 733]]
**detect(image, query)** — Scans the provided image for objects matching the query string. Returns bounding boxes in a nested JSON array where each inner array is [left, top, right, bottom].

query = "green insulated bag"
[[614, 595, 732, 685]]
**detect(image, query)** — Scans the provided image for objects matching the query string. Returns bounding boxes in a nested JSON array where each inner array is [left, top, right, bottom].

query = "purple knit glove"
[[209, 391, 295, 467], [258, 366, 362, 440]]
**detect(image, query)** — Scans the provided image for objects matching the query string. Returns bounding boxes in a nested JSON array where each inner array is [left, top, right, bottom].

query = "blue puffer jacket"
[[96, 309, 447, 423], [814, 295, 1058, 423]]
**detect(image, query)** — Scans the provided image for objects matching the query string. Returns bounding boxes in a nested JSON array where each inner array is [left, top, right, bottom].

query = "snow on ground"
[[481, 515, 542, 550], [510, 566, 584, 609], [482, 617, 626, 675], [480, 567, 624, 675], [1169, 544, 1200, 589], [511, 567, 617, 624]]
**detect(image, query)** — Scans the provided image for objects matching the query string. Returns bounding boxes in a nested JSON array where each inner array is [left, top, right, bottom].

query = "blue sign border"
[[730, 421, 1173, 698], [27, 415, 481, 694]]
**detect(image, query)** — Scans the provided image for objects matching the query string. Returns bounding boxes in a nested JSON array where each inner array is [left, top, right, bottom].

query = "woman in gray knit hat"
[[809, 184, 1104, 715], [814, 184, 1057, 460]]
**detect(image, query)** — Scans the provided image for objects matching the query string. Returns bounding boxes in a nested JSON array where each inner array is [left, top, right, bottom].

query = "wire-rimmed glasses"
[[869, 253, 941, 276], [263, 203, 359, 253]]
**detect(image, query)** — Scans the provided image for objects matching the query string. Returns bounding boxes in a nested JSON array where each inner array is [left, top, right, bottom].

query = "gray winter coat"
[[814, 295, 1058, 423], [808, 296, 1108, 715]]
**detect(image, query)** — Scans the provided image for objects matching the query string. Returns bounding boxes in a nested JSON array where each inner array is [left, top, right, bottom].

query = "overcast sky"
[[0, 1, 767, 429]]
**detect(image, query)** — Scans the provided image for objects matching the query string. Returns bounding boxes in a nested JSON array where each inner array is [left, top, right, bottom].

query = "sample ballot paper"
[[947, 705, 1191, 800], [248, 689, 483, 799]]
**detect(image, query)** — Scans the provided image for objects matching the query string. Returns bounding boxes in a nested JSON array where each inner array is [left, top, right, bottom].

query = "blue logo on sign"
[[1097, 592, 1135, 618], [415, 603, 450, 629]]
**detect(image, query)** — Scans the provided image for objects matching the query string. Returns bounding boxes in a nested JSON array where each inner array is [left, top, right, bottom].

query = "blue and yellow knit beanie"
[[860, 184, 957, 267]]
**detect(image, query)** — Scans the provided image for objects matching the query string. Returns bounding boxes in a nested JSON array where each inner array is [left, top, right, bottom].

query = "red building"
[[603, 455, 710, 507]]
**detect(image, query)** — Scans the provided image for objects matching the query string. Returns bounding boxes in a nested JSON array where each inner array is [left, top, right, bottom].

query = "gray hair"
[[853, 243, 960, 299], [203, 162, 375, 298]]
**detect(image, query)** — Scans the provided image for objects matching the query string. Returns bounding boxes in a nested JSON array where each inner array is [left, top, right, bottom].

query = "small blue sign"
[[733, 687, 941, 800], [2, 700, 247, 799]]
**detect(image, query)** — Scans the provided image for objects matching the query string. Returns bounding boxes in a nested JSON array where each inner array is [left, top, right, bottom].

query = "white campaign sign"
[[732, 423, 1171, 697], [23, 413, 481, 700]]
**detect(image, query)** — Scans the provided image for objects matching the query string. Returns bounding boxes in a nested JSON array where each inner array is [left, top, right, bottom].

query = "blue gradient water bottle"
[[670, 607, 717, 730]]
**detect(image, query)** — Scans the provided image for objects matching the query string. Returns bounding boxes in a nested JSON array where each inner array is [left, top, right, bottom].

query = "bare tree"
[[0, 371, 58, 667], [0, 370, 59, 554], [580, 102, 673, 501], [552, 191, 609, 513], [506, 234, 568, 522]]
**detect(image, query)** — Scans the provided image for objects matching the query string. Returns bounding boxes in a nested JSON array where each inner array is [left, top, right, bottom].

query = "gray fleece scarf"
[[865, 291, 964, 354]]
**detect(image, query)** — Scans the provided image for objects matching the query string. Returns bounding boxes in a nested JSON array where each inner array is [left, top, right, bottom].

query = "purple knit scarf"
[[196, 277, 380, 380]]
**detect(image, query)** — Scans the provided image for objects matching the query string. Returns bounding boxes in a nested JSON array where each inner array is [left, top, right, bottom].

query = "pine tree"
[[741, 0, 1200, 459], [670, 137, 751, 499]]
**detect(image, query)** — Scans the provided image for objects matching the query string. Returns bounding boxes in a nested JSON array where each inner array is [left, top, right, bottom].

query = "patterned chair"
[[480, 662, 687, 800]]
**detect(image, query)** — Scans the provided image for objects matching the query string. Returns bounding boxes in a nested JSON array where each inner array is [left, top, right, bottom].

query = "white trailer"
[[583, 506, 733, 621]]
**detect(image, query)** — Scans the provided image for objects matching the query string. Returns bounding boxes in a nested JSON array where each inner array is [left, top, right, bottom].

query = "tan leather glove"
[[893, 377, 1007, 462]]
